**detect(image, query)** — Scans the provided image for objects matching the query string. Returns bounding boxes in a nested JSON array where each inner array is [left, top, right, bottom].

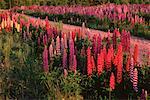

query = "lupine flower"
[[69, 35, 75, 69], [130, 57, 134, 83], [126, 55, 130, 72], [43, 46, 49, 73], [56, 36, 61, 55], [91, 56, 95, 72], [97, 34, 102, 54], [62, 49, 67, 69], [116, 44, 123, 83], [97, 51, 104, 76], [106, 45, 113, 70], [110, 72, 115, 91], [72, 55, 77, 73], [64, 69, 68, 78], [61, 38, 64, 54], [87, 47, 92, 76], [49, 44, 53, 59], [43, 34, 48, 46], [133, 68, 138, 92], [133, 44, 138, 65], [64, 33, 68, 49]]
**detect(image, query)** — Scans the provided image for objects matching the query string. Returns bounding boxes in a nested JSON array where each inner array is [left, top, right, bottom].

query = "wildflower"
[[130, 57, 134, 83], [72, 55, 77, 73], [69, 36, 75, 69], [110, 72, 115, 91], [116, 44, 123, 83], [97, 34, 102, 54], [56, 36, 60, 55], [91, 56, 95, 72], [87, 47, 92, 76], [126, 55, 130, 72], [43, 46, 49, 73], [133, 68, 138, 92], [133, 44, 138, 65], [97, 51, 104, 76], [62, 49, 67, 69], [49, 44, 53, 60]]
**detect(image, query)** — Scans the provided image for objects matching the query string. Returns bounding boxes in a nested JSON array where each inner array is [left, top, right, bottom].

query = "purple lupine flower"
[[133, 68, 138, 92], [56, 36, 60, 55], [43, 46, 49, 73], [63, 49, 67, 69], [130, 57, 134, 83]]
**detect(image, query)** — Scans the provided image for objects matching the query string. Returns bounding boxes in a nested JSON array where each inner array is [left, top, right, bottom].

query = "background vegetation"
[[0, 0, 149, 9]]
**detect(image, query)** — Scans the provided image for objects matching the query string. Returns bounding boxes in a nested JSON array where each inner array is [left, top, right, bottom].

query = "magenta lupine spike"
[[64, 34, 68, 49], [49, 44, 53, 59], [69, 35, 75, 69], [73, 55, 77, 73], [133, 68, 138, 92], [43, 46, 49, 73], [97, 34, 102, 54], [63, 49, 67, 69], [130, 57, 134, 83], [56, 36, 60, 55], [61, 38, 64, 55]]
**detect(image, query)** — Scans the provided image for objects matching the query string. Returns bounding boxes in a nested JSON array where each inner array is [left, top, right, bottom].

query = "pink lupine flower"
[[64, 33, 68, 49], [49, 44, 53, 59], [43, 34, 48, 46], [61, 38, 64, 54], [87, 47, 92, 76], [43, 46, 49, 73], [110, 72, 115, 91], [69, 35, 75, 69], [72, 55, 77, 73], [63, 49, 67, 69], [106, 45, 113, 70], [56, 36, 61, 55], [133, 68, 138, 92]]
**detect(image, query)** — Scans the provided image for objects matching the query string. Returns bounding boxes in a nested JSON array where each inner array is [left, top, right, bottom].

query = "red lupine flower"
[[133, 44, 138, 65], [130, 57, 134, 83], [106, 45, 114, 70], [133, 68, 138, 92], [97, 51, 104, 76], [87, 47, 92, 76], [91, 56, 95, 72], [116, 44, 123, 83], [110, 72, 115, 91], [43, 46, 49, 73]]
